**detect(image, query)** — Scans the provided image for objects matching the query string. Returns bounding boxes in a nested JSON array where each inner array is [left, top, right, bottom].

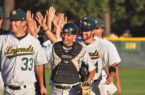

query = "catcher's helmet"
[[79, 17, 96, 32], [62, 23, 78, 35]]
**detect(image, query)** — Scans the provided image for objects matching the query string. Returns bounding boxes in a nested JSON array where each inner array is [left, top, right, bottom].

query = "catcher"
[[43, 23, 96, 95]]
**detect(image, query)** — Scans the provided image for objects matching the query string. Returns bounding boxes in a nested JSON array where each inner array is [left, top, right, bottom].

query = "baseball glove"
[[77, 83, 95, 95]]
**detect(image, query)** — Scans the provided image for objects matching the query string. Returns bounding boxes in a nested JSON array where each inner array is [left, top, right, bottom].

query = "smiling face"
[[61, 33, 77, 46], [10, 20, 27, 33], [80, 30, 94, 41], [93, 28, 104, 38], [9, 20, 27, 37], [10, 20, 23, 34]]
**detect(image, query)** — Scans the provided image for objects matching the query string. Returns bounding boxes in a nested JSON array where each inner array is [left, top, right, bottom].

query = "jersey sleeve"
[[34, 41, 48, 65], [81, 49, 96, 72], [42, 43, 53, 63], [107, 42, 121, 65], [101, 44, 110, 67]]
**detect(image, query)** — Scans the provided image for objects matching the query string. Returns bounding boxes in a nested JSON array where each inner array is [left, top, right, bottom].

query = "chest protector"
[[51, 41, 83, 84]]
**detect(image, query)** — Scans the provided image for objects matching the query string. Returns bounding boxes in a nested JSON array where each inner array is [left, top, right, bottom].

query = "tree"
[[110, 0, 145, 36], [1, 0, 145, 36]]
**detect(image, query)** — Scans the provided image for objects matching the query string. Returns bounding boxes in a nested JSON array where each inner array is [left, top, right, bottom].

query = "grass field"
[[45, 67, 145, 95]]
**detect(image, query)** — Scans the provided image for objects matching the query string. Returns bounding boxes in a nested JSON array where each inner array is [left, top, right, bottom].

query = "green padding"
[[110, 41, 145, 68]]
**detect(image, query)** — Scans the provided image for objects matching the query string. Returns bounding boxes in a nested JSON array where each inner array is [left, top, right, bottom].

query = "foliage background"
[[0, 0, 145, 36]]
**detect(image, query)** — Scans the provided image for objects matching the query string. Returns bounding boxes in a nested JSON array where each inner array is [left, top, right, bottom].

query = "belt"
[[4, 84, 26, 90], [54, 85, 76, 90]]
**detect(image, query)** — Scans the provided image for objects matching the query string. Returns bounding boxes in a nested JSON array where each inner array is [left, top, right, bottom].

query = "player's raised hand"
[[35, 11, 48, 31], [28, 19, 40, 37], [26, 10, 40, 37], [26, 10, 34, 20], [64, 16, 68, 25], [60, 13, 68, 28], [53, 14, 61, 29], [46, 6, 56, 31], [26, 10, 34, 34], [52, 13, 64, 39]]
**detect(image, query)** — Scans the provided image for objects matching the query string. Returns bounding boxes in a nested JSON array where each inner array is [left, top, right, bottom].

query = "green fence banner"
[[106, 37, 145, 68]]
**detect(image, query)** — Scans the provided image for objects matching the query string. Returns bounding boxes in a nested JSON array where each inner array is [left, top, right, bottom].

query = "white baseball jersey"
[[79, 37, 109, 80], [94, 37, 121, 65], [103, 38, 121, 65], [0, 33, 47, 86]]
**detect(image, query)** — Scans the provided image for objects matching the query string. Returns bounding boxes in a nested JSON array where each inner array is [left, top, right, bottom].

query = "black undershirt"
[[85, 43, 91, 45], [16, 34, 28, 40]]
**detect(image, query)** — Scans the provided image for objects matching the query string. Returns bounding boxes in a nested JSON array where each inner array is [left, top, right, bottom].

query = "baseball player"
[[93, 18, 121, 94], [0, 9, 47, 95], [43, 23, 96, 95], [79, 17, 111, 95]]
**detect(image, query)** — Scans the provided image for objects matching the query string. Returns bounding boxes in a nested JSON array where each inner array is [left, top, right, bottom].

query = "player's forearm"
[[55, 27, 62, 39], [45, 29, 57, 43], [104, 66, 109, 76], [86, 69, 96, 83], [115, 66, 121, 84], [35, 65, 45, 87], [115, 66, 122, 93]]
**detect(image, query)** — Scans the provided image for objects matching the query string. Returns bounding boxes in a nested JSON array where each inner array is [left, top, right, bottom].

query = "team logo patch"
[[89, 50, 100, 59], [12, 11, 17, 15], [83, 22, 87, 25]]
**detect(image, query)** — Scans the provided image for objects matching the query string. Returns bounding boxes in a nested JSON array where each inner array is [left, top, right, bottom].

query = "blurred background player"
[[93, 18, 121, 94]]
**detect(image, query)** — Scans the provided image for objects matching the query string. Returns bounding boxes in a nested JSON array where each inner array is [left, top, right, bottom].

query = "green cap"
[[0, 7, 3, 17], [7, 9, 26, 21], [79, 17, 96, 32], [95, 18, 105, 28]]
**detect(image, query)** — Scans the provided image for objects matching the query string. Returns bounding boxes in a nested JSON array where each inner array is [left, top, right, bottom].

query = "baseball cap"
[[7, 9, 26, 21], [95, 18, 105, 28], [0, 7, 3, 17], [62, 23, 78, 35], [79, 17, 96, 32]]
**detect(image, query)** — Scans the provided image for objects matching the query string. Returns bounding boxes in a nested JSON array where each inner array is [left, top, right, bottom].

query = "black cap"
[[7, 9, 26, 21], [95, 18, 105, 28], [79, 17, 96, 32], [62, 23, 78, 35], [0, 7, 3, 17]]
